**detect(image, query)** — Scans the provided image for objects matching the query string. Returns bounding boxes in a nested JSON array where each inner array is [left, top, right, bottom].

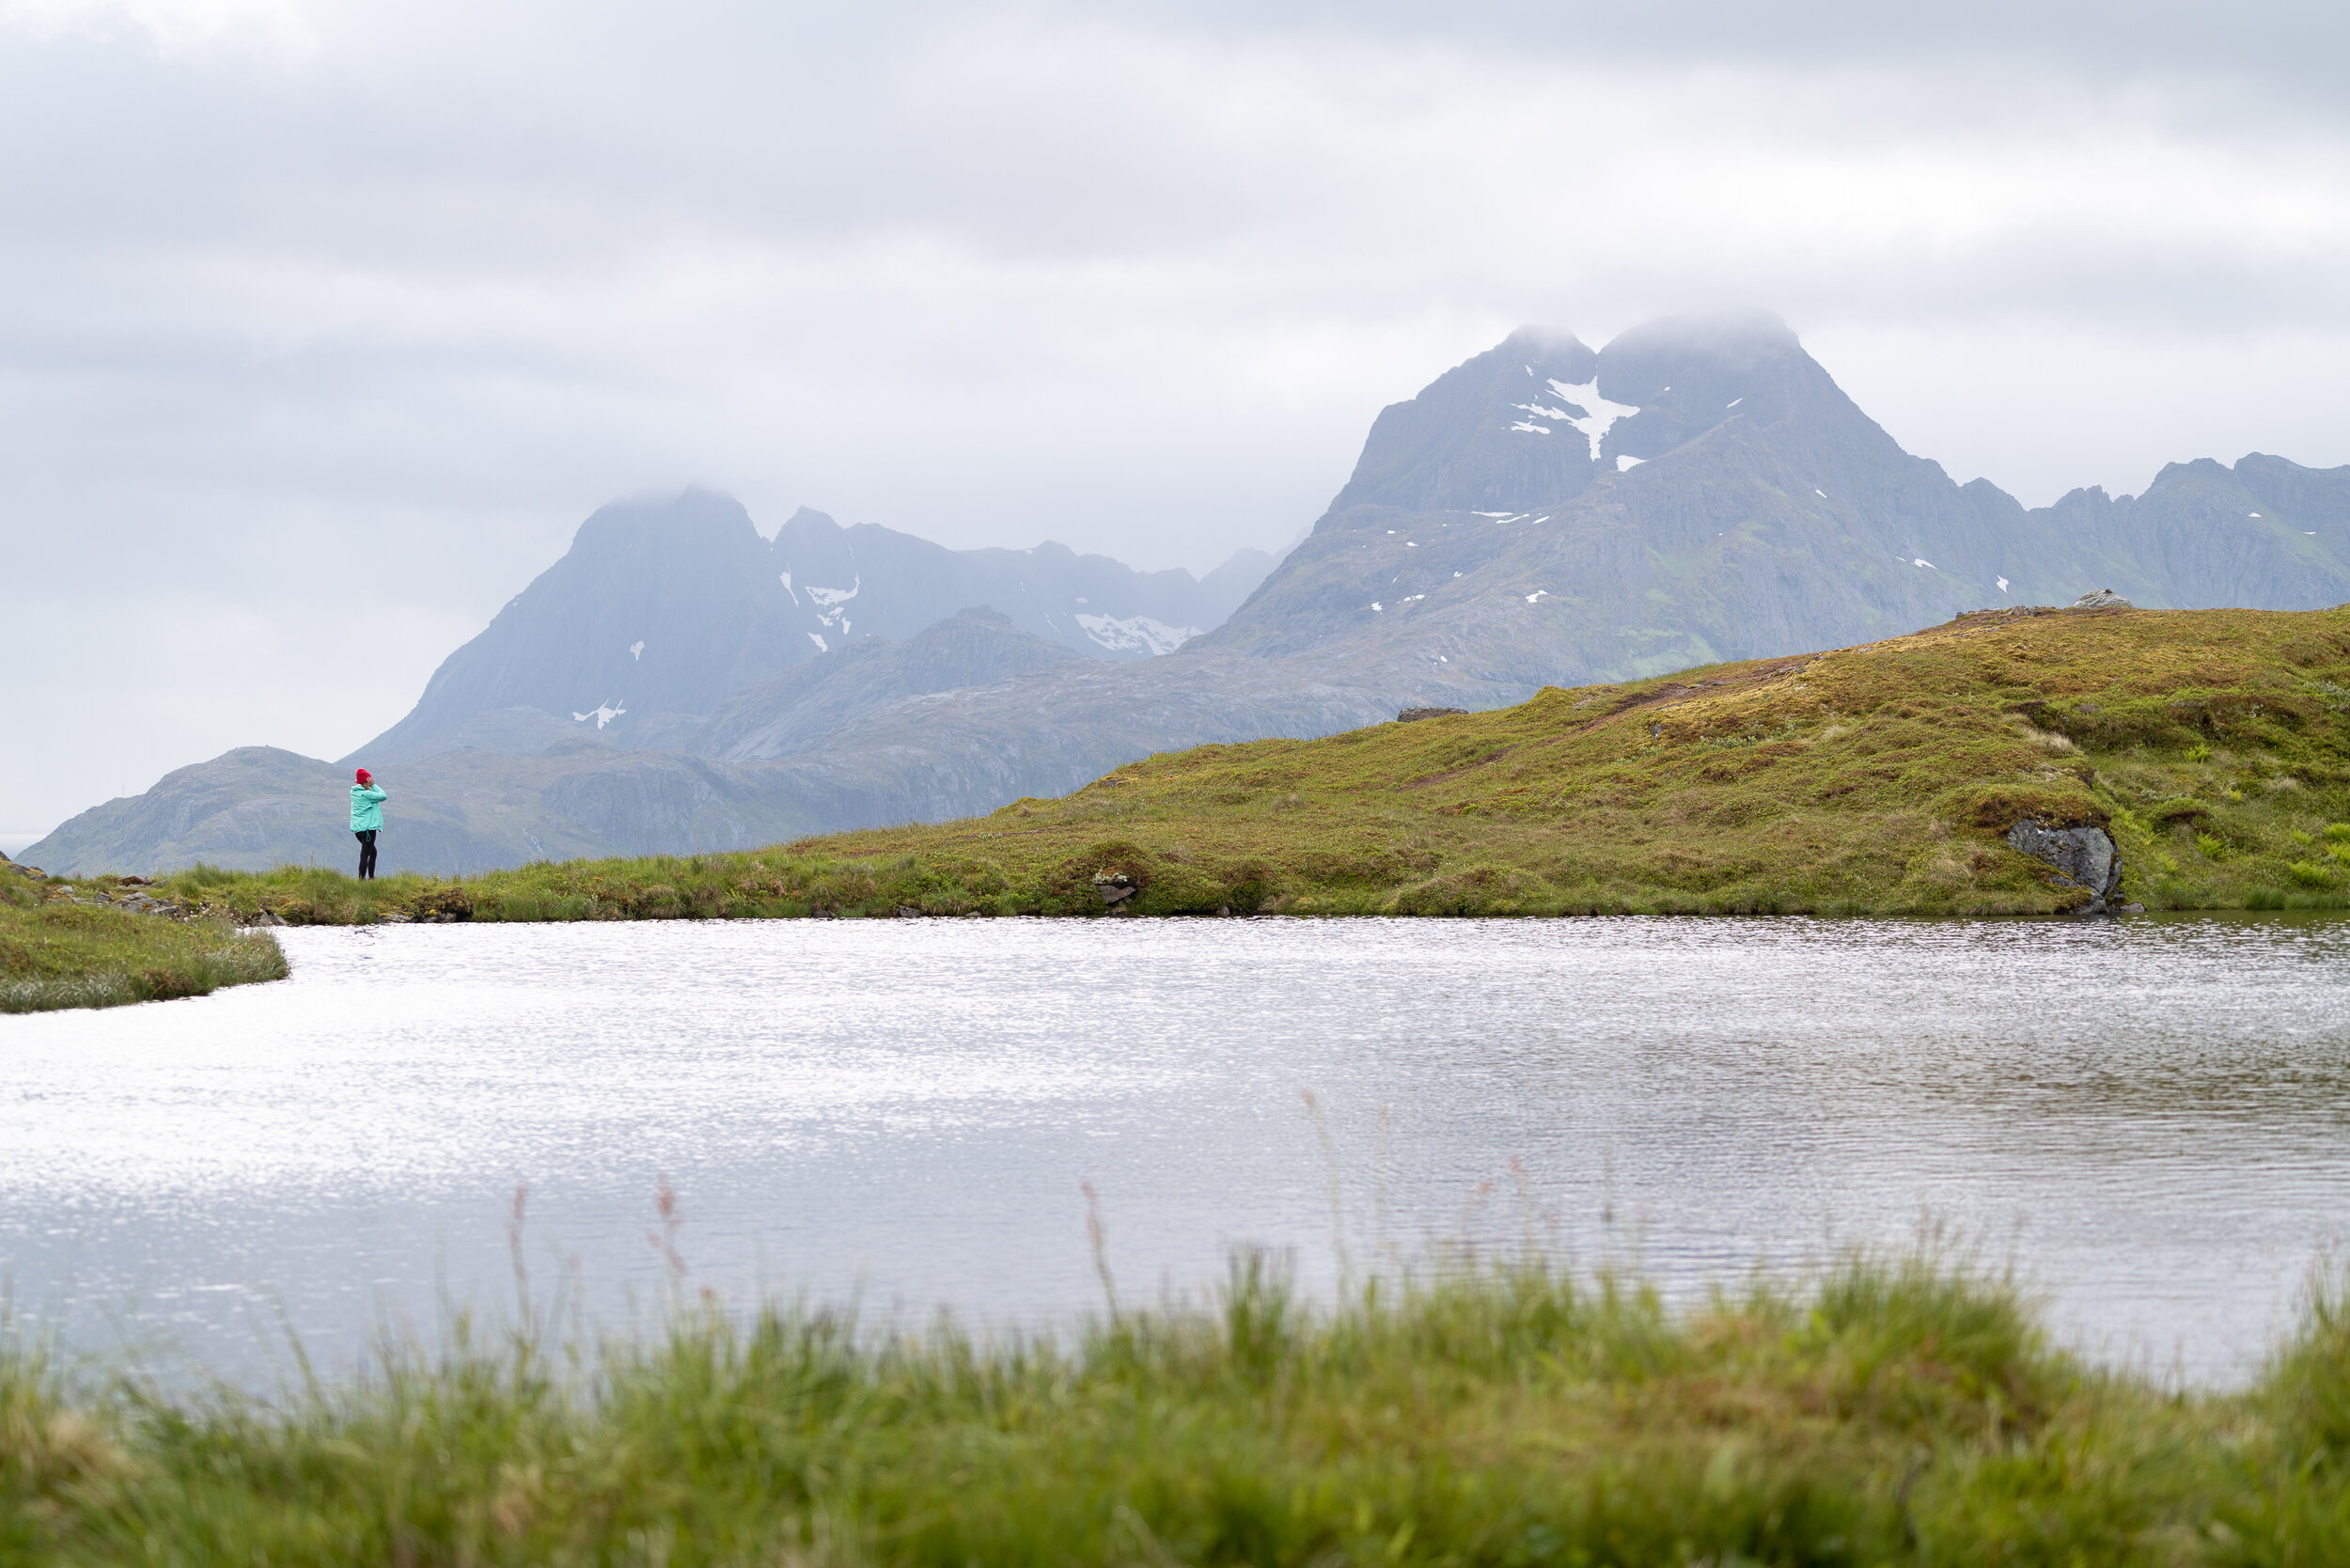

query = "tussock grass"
[[8, 1247, 2350, 1562], [130, 605, 2350, 924], [0, 865, 286, 1013]]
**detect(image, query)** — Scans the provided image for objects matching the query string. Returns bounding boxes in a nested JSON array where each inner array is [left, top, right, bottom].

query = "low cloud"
[[0, 0, 314, 51], [2, 0, 2345, 830]]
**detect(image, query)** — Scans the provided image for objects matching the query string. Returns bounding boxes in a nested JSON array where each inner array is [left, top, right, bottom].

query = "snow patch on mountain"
[[572, 701, 627, 729], [805, 576, 859, 639], [1516, 378, 1639, 462], [1074, 613, 1197, 656]]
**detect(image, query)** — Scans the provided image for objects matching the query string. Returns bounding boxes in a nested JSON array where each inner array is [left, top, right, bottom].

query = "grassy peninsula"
[[8, 1249, 2350, 1563], [0, 855, 285, 1014], [117, 604, 2350, 926]]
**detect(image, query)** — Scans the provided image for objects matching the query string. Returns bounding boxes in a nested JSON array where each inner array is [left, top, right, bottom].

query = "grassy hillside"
[[130, 604, 2350, 922], [8, 1249, 2350, 1563], [0, 856, 286, 1013]]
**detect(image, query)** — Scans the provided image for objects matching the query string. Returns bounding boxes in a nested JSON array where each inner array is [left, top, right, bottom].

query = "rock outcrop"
[[694, 606, 1083, 762], [2005, 818, 2124, 912]]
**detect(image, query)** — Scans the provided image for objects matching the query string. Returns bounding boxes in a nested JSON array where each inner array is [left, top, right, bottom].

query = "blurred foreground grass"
[[5, 1247, 2350, 1564]]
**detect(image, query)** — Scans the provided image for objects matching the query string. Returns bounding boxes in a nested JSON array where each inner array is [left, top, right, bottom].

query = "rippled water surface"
[[5, 915, 2349, 1384]]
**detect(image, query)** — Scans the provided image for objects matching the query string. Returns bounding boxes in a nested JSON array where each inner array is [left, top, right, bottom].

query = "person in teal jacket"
[[350, 768, 388, 879]]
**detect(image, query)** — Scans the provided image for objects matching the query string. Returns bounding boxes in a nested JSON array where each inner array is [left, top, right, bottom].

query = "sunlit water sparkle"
[[4, 914, 2347, 1386]]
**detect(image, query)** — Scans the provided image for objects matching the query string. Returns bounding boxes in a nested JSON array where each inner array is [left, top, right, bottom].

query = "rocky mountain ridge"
[[363, 496, 1275, 763], [26, 312, 2350, 875], [1198, 317, 2350, 684]]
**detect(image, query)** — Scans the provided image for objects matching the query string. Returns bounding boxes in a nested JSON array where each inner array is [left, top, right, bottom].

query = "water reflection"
[[1, 914, 2345, 1385]]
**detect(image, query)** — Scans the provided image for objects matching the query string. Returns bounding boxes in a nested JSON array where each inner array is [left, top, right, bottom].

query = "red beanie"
[[355, 768, 371, 783]]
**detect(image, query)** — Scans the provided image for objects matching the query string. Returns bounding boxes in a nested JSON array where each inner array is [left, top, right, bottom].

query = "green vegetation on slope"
[[5, 1250, 2350, 1564], [128, 604, 2350, 922], [0, 856, 286, 1014]]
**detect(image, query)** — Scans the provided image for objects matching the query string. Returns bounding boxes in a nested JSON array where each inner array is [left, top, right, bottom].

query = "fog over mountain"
[[2, 0, 2347, 845], [27, 315, 2349, 876]]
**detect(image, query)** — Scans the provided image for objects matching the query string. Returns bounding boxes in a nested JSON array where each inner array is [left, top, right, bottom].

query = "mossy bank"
[[130, 604, 2350, 925], [0, 853, 285, 1014]]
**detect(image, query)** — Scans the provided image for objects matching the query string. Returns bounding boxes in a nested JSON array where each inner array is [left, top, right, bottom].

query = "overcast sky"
[[4, 0, 2348, 840]]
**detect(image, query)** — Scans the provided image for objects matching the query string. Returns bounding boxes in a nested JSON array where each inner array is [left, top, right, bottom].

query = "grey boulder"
[[2005, 818, 2124, 912]]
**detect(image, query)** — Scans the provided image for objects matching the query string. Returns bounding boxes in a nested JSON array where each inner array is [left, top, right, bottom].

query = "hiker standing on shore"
[[350, 768, 388, 880]]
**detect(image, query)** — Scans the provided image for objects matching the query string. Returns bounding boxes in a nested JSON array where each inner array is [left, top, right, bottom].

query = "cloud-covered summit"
[[4, 0, 2349, 837]]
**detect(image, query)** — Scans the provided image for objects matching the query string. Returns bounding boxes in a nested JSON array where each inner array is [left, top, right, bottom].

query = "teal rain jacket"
[[350, 783, 388, 832]]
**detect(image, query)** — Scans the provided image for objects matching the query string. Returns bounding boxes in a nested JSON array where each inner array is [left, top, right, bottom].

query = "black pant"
[[355, 829, 378, 880]]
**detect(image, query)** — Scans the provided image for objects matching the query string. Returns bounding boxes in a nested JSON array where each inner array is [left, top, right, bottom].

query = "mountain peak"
[[1498, 323, 1593, 356], [572, 487, 761, 554], [1321, 329, 1605, 519], [1322, 313, 1830, 524]]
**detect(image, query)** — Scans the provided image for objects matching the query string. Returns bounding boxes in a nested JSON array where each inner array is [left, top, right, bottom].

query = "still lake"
[[4, 914, 2348, 1385]]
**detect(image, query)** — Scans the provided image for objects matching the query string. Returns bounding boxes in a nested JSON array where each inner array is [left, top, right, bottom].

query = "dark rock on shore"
[[2005, 818, 2124, 912]]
